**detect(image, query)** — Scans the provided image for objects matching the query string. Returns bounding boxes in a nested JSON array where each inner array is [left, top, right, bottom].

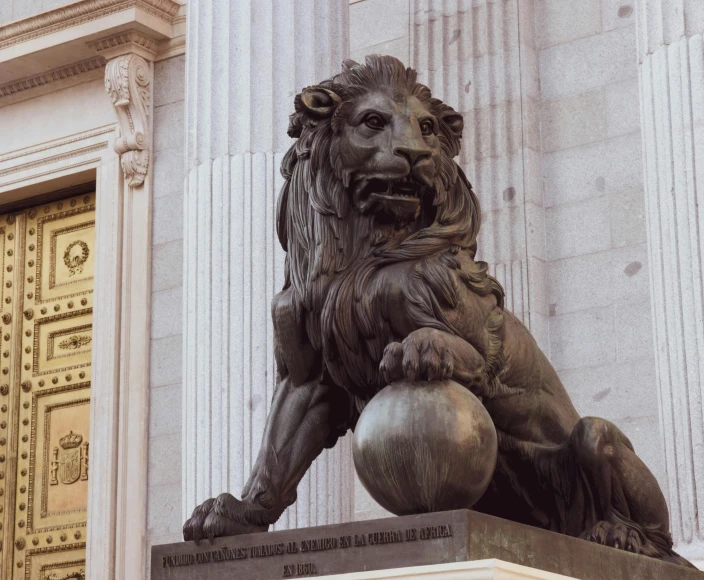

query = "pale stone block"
[[529, 310, 551, 354], [609, 188, 647, 248], [614, 298, 654, 362], [153, 101, 185, 152], [350, 0, 409, 52], [522, 96, 542, 152], [149, 384, 182, 438], [542, 132, 643, 207], [685, 2, 704, 37], [535, 0, 602, 49], [527, 256, 549, 316], [151, 287, 183, 340], [462, 154, 526, 213], [151, 334, 182, 388], [149, 434, 182, 487], [523, 147, 545, 207], [153, 148, 185, 200], [462, 100, 523, 162], [476, 205, 526, 265], [0, 79, 113, 155], [154, 55, 186, 107], [460, 53, 523, 110], [560, 358, 658, 424], [539, 26, 637, 100], [549, 306, 616, 371], [147, 483, 182, 535], [545, 196, 611, 261], [547, 244, 649, 314], [519, 0, 537, 51], [526, 201, 548, 262], [152, 192, 184, 245], [540, 90, 606, 153], [351, 36, 410, 67], [521, 45, 541, 101], [0, 1, 11, 26], [152, 239, 183, 293], [477, 1, 519, 55], [618, 415, 666, 489], [317, 560, 578, 580], [602, 0, 635, 32], [354, 474, 391, 522], [11, 0, 42, 22], [604, 78, 641, 137]]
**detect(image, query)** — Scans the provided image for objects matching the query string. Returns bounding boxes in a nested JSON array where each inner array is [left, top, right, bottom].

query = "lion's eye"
[[420, 120, 435, 136], [364, 114, 385, 130]]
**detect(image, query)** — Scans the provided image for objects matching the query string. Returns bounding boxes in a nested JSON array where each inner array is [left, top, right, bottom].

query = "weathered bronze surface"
[[353, 379, 497, 515], [167, 510, 702, 579], [183, 55, 693, 568]]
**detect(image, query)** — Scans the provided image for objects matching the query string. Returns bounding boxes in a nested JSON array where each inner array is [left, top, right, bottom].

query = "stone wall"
[[535, 0, 665, 487], [146, 54, 186, 574]]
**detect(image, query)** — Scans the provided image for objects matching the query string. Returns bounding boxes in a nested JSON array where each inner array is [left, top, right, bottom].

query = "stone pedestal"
[[182, 0, 354, 530], [151, 510, 702, 580], [636, 0, 704, 565]]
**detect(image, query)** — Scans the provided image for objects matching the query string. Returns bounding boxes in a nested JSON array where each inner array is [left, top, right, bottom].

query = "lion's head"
[[278, 55, 489, 318]]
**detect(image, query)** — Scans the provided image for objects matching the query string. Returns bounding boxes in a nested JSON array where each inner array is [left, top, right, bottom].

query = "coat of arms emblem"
[[50, 430, 89, 486]]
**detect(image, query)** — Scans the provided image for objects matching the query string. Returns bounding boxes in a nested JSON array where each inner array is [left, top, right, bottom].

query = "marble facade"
[[0, 0, 701, 577]]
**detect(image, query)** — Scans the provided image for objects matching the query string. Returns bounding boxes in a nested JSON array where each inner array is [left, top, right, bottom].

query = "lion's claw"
[[380, 328, 455, 383], [183, 493, 268, 543]]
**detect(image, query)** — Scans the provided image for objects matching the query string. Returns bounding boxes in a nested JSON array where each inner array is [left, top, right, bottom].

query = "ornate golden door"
[[0, 192, 95, 580]]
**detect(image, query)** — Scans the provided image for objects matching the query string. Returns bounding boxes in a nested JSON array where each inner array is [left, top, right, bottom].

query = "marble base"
[[316, 559, 576, 579]]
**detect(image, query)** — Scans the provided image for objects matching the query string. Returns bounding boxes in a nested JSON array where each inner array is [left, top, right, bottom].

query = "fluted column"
[[410, 0, 548, 348], [637, 0, 704, 566], [183, 0, 353, 530]]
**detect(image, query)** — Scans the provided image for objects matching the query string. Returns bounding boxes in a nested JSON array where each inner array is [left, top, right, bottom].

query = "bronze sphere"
[[353, 379, 497, 515]]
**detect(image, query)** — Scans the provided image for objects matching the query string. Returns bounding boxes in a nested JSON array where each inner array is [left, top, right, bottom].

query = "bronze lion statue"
[[183, 55, 693, 568]]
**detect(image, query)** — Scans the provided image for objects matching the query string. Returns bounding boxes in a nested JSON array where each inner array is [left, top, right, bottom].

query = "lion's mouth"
[[356, 177, 428, 218]]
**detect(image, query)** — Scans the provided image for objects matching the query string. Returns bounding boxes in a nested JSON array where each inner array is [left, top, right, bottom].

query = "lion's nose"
[[393, 144, 432, 166]]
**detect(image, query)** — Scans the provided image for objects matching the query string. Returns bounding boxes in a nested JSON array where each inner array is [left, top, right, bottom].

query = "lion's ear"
[[298, 86, 341, 118], [430, 98, 464, 139], [442, 113, 463, 138]]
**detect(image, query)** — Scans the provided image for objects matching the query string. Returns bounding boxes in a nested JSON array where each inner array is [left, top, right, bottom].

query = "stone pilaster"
[[637, 0, 704, 566], [410, 0, 548, 349], [183, 0, 353, 530], [92, 33, 156, 580]]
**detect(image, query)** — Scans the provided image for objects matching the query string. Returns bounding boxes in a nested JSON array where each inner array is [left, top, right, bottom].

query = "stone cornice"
[[0, 56, 106, 97], [0, 0, 180, 50], [89, 30, 160, 60]]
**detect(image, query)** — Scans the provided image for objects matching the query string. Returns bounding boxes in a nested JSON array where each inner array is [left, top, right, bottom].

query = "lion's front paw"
[[580, 520, 644, 553], [183, 493, 268, 544], [380, 328, 455, 383]]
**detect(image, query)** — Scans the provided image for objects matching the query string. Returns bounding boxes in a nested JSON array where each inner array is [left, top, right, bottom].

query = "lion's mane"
[[276, 55, 505, 403]]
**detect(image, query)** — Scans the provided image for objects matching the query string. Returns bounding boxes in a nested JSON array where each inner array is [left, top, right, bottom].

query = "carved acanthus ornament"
[[104, 54, 151, 187]]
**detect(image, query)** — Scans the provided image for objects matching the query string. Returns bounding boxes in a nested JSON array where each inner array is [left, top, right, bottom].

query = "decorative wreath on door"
[[63, 240, 90, 276]]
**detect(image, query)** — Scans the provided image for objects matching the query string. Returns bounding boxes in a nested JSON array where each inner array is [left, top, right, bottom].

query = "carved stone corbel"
[[104, 54, 151, 187]]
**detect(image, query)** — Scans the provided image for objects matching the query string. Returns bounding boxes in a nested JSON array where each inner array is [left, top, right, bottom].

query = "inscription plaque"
[[152, 510, 703, 580]]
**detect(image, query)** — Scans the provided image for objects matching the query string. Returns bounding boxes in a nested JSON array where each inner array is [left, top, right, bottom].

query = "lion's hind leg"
[[569, 417, 695, 567]]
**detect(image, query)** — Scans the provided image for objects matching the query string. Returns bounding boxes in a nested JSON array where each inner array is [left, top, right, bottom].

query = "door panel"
[[0, 193, 94, 580]]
